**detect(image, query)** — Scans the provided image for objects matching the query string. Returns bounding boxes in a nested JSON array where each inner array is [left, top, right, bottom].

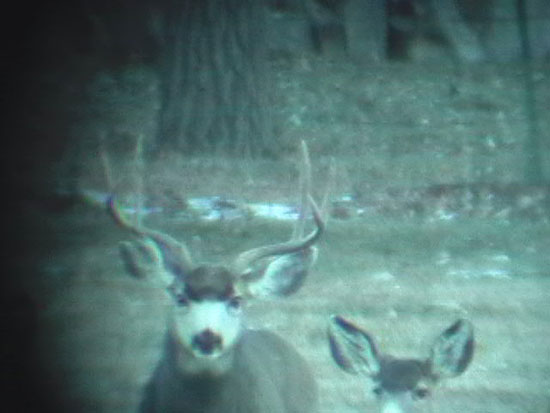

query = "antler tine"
[[107, 196, 194, 274], [232, 195, 324, 276], [293, 140, 312, 240], [321, 157, 336, 224]]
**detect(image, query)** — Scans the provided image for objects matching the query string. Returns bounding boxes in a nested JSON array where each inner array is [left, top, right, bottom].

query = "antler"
[[232, 195, 324, 276], [107, 196, 195, 277], [107, 139, 326, 281], [232, 140, 326, 276]]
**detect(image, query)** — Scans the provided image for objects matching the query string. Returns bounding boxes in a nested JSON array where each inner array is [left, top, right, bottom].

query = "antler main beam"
[[231, 195, 324, 275]]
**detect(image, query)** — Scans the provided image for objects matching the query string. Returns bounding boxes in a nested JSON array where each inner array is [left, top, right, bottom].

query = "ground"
[[10, 53, 550, 412]]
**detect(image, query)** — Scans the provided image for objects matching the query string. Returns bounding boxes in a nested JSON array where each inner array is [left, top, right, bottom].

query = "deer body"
[[141, 329, 317, 413]]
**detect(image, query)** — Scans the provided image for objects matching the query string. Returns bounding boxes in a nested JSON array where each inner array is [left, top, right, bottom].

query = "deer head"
[[106, 142, 326, 377], [328, 315, 474, 412]]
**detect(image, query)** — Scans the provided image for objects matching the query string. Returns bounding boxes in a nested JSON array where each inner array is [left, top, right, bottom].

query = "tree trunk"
[[156, 0, 274, 157]]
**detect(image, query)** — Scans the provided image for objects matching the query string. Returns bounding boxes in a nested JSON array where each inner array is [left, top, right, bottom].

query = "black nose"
[[192, 329, 222, 355]]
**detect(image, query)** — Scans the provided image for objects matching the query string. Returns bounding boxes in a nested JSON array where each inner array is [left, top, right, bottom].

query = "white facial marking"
[[378, 391, 429, 413], [380, 399, 406, 413], [173, 299, 242, 358]]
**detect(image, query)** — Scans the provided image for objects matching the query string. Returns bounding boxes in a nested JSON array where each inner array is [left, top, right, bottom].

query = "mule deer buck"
[[328, 316, 474, 413], [107, 142, 323, 412]]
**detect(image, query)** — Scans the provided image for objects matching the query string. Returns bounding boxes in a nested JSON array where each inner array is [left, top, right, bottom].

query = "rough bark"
[[156, 0, 274, 157]]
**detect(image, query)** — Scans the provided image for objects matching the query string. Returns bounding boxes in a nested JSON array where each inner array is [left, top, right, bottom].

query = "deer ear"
[[118, 233, 195, 288], [108, 196, 194, 281], [239, 247, 318, 298], [118, 239, 173, 287], [429, 319, 474, 379], [139, 231, 194, 280], [328, 315, 381, 377]]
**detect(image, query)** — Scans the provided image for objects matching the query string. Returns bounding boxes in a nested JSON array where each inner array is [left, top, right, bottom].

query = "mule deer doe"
[[107, 142, 323, 412], [328, 316, 474, 413]]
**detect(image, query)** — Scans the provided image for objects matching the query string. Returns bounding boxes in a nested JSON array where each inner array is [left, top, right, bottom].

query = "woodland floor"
[[9, 54, 550, 412]]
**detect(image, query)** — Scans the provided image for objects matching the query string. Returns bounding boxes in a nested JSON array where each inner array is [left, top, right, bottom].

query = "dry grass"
[[13, 50, 550, 413], [17, 204, 550, 413]]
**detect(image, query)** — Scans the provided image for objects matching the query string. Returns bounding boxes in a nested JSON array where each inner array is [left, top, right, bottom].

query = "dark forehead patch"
[[184, 265, 235, 300], [377, 358, 427, 392]]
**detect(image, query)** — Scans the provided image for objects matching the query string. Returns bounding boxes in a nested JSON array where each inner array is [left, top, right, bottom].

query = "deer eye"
[[372, 386, 383, 398], [175, 293, 190, 307], [228, 296, 242, 310], [413, 387, 430, 400]]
